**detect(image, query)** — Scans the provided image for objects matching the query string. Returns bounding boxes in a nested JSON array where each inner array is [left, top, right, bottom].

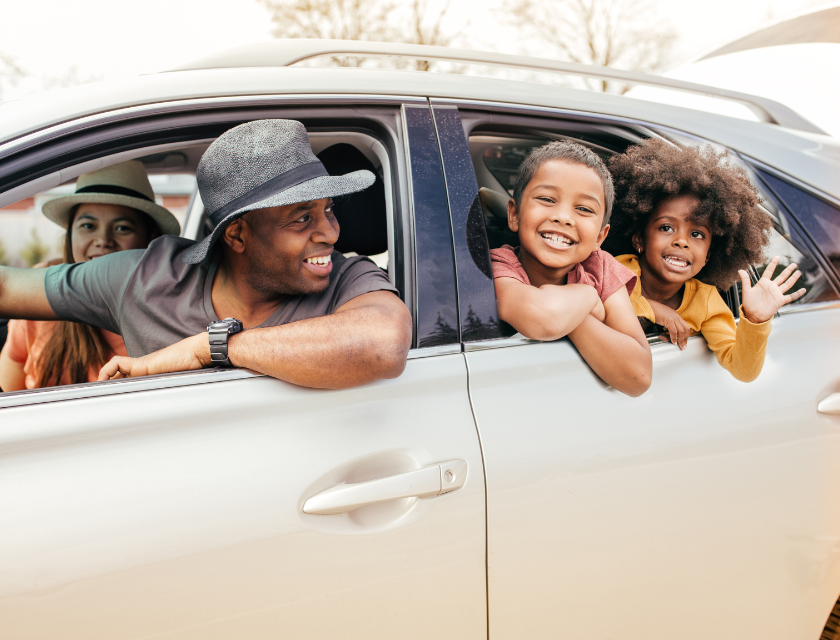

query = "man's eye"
[[296, 214, 311, 223]]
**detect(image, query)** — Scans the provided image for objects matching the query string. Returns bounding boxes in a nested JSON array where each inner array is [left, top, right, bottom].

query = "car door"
[[0, 100, 486, 639], [431, 102, 840, 639]]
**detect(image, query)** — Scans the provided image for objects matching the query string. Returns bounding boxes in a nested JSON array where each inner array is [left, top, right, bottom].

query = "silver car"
[[2, 40, 840, 640]]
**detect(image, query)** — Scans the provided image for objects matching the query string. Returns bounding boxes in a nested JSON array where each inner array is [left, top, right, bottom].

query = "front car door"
[[431, 101, 840, 639], [0, 99, 487, 639]]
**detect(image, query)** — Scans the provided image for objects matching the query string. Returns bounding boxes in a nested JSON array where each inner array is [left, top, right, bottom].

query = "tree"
[[503, 0, 676, 92], [20, 229, 49, 268], [259, 0, 461, 70]]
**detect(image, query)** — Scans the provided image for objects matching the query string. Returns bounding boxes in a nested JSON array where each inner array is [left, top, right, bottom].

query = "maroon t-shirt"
[[489, 245, 636, 302]]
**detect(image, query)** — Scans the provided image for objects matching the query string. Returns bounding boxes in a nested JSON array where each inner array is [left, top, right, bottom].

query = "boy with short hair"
[[491, 140, 652, 397]]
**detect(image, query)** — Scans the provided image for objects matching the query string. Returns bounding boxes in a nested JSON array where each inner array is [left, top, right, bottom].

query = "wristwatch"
[[207, 317, 244, 367]]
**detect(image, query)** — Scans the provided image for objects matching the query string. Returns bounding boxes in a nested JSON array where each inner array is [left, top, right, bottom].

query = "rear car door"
[[0, 100, 486, 639], [431, 101, 840, 639]]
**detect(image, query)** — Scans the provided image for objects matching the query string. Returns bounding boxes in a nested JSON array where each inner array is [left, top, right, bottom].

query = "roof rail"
[[168, 39, 827, 135]]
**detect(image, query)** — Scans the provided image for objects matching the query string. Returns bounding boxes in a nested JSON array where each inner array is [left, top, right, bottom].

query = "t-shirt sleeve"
[[489, 245, 529, 285], [331, 257, 400, 312], [599, 251, 637, 301], [44, 250, 144, 334]]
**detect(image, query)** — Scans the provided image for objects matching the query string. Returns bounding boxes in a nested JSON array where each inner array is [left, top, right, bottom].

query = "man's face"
[[234, 198, 340, 297]]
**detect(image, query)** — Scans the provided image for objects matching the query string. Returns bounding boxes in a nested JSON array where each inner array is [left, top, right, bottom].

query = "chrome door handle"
[[303, 460, 468, 515], [818, 393, 840, 414]]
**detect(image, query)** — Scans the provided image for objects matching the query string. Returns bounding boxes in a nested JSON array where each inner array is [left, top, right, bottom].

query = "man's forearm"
[[229, 298, 412, 389]]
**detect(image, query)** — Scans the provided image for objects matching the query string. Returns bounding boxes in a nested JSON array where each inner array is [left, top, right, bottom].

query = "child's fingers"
[[760, 256, 781, 280], [777, 270, 802, 292], [785, 287, 807, 304], [772, 262, 798, 285], [738, 269, 751, 291]]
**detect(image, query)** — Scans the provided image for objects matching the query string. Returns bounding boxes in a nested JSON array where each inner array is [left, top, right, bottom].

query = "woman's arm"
[[495, 277, 601, 341], [567, 287, 652, 397], [0, 343, 27, 392]]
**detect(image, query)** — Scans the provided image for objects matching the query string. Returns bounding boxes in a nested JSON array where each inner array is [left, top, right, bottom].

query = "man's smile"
[[303, 252, 333, 275]]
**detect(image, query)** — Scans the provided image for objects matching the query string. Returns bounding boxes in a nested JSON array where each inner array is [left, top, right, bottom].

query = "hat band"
[[75, 184, 154, 202], [207, 160, 329, 227]]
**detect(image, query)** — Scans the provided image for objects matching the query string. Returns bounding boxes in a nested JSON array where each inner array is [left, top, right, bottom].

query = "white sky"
[[0, 0, 831, 92]]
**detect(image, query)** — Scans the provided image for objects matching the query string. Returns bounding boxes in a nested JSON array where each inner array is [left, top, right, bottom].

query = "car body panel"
[[1, 67, 838, 201], [0, 354, 487, 639], [466, 307, 840, 639]]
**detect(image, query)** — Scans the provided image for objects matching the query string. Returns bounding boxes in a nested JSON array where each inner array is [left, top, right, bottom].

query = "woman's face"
[[70, 203, 157, 262]]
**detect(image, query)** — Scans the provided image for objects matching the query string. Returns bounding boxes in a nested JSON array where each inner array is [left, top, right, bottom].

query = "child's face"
[[635, 195, 712, 286], [508, 160, 608, 279]]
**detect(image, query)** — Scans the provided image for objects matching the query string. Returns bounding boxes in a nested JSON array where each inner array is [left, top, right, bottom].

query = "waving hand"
[[739, 256, 805, 324]]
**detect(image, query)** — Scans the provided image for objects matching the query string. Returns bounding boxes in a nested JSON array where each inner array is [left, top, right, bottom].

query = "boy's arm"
[[567, 286, 652, 397], [0, 267, 57, 320], [495, 277, 601, 341]]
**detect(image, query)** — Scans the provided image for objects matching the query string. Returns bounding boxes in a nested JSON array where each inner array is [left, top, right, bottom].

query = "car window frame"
[[0, 95, 461, 408]]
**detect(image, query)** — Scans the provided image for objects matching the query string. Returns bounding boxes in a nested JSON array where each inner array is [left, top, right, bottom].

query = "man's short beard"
[[246, 262, 328, 298]]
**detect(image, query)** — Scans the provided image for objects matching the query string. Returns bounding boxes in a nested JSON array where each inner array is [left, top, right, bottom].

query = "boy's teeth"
[[665, 256, 688, 267], [541, 232, 573, 246], [305, 255, 332, 265]]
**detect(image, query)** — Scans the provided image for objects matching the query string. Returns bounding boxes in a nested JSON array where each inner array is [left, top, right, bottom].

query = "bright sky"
[[0, 0, 830, 94]]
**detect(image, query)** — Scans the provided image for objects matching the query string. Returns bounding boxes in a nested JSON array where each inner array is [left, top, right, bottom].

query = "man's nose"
[[313, 209, 340, 245]]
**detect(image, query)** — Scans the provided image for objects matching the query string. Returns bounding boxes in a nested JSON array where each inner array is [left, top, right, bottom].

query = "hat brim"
[[182, 169, 375, 264], [41, 193, 181, 236]]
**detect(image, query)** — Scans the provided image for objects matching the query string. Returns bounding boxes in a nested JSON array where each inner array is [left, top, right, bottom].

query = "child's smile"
[[508, 159, 608, 286], [636, 194, 712, 302]]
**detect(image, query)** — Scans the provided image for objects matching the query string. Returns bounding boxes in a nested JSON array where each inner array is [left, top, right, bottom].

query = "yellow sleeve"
[[699, 290, 771, 382]]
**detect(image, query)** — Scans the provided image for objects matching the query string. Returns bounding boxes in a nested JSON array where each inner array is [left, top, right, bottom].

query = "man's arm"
[[0, 267, 57, 320], [567, 286, 652, 397], [495, 277, 601, 341], [99, 291, 413, 389]]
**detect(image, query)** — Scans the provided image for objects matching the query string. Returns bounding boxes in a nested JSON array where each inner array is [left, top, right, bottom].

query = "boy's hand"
[[740, 257, 805, 324], [649, 300, 691, 350]]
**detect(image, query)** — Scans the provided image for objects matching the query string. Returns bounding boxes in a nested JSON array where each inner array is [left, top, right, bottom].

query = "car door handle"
[[303, 460, 468, 515], [818, 393, 840, 414]]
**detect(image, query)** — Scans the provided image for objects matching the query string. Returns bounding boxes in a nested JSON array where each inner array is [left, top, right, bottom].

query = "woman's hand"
[[648, 300, 691, 350], [98, 333, 211, 381], [740, 257, 806, 324]]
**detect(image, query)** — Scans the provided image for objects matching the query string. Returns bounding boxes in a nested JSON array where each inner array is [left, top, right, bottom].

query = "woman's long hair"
[[35, 207, 157, 388]]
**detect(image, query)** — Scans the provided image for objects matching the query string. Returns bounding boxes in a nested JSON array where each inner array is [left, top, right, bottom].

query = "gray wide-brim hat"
[[183, 119, 375, 264], [42, 160, 181, 236]]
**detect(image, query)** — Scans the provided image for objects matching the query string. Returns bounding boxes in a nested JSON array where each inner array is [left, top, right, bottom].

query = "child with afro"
[[604, 138, 805, 382], [490, 140, 652, 397]]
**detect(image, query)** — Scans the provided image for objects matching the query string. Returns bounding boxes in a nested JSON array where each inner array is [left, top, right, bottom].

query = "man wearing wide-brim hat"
[[0, 119, 412, 388]]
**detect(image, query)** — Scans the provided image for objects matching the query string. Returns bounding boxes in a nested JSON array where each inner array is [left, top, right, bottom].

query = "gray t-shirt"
[[45, 235, 398, 357]]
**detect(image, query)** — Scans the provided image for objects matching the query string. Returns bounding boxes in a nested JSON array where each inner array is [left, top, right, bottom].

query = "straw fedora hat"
[[42, 160, 181, 236]]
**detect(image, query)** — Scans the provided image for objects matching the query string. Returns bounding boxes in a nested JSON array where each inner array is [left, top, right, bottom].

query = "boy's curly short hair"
[[603, 138, 772, 290]]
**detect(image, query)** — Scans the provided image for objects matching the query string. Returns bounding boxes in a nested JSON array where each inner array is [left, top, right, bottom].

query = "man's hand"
[[740, 257, 805, 324], [98, 333, 210, 381], [649, 299, 691, 350]]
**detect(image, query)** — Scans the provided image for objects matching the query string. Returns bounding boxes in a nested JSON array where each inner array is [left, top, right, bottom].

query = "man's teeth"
[[540, 232, 574, 246], [305, 255, 332, 265], [665, 256, 689, 267]]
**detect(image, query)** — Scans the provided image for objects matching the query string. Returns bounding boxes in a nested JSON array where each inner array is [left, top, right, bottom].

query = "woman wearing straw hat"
[[0, 160, 179, 391]]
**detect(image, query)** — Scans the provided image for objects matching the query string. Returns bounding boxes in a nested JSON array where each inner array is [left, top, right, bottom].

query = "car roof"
[[1, 63, 838, 201]]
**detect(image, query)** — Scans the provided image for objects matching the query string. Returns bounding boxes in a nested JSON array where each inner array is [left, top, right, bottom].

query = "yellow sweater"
[[617, 254, 771, 382]]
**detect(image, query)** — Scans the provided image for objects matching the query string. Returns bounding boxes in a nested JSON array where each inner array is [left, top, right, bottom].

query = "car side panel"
[[0, 356, 486, 639], [467, 308, 840, 639]]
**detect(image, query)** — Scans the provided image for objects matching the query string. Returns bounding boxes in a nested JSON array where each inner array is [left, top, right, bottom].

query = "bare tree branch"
[[504, 0, 676, 92]]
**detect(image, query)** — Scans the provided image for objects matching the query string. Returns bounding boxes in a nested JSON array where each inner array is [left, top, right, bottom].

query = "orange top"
[[4, 319, 127, 389]]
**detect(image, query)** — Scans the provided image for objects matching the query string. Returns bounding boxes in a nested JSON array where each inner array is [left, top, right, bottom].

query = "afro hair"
[[603, 138, 772, 290]]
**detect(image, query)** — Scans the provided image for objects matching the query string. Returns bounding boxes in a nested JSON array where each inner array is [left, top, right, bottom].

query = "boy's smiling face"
[[508, 159, 608, 285], [634, 194, 712, 290]]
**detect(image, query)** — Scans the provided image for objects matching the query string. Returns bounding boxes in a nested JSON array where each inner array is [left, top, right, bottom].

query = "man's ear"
[[507, 199, 519, 233], [222, 217, 247, 254], [595, 223, 610, 249], [631, 232, 644, 254]]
